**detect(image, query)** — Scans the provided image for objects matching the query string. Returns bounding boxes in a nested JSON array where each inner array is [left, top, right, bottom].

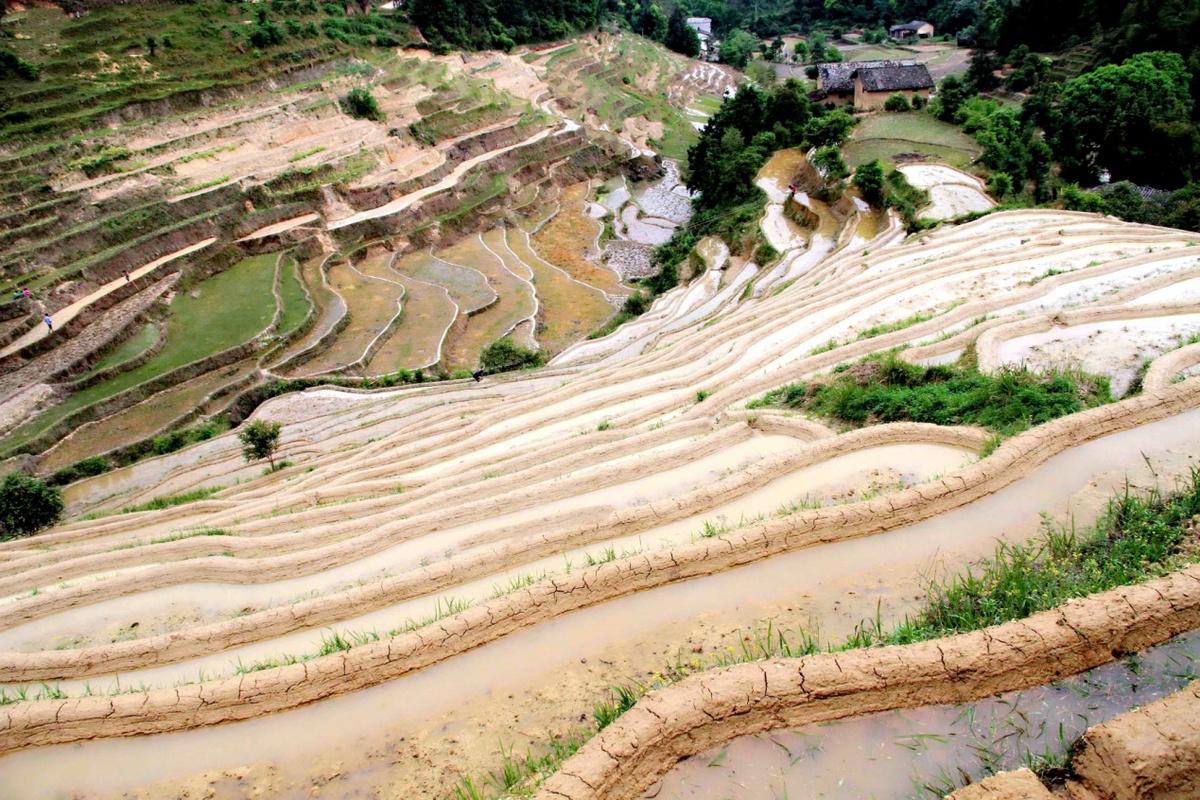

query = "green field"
[[2, 253, 279, 454], [76, 323, 161, 381], [276, 256, 311, 337], [843, 112, 981, 170]]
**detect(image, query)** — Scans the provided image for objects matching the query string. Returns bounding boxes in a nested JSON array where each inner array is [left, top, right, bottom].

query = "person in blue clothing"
[[43, 314, 53, 332]]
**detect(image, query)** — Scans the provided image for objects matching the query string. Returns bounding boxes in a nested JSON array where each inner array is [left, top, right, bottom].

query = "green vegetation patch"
[[77, 323, 160, 380], [276, 257, 311, 337], [748, 355, 1111, 436]]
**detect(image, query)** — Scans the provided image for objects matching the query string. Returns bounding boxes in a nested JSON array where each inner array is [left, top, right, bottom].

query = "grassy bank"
[[747, 354, 1112, 436], [450, 466, 1200, 799]]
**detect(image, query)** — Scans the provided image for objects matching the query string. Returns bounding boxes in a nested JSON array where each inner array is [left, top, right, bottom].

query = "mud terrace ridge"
[[533, 565, 1200, 800], [0, 382, 1197, 750]]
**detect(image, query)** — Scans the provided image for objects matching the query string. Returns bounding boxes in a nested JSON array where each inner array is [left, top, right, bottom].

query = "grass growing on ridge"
[[747, 354, 1111, 436], [451, 468, 1200, 798]]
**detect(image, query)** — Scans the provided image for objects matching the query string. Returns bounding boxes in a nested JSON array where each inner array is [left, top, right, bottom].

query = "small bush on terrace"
[[341, 88, 383, 121], [0, 474, 62, 539], [883, 93, 912, 112], [237, 420, 283, 470], [748, 355, 1111, 436], [478, 338, 543, 374]]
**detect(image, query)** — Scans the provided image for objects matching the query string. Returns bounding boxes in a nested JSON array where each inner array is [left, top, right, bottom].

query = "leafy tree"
[[966, 47, 1001, 90], [805, 109, 855, 147], [746, 59, 777, 86], [636, 2, 668, 41], [1054, 51, 1194, 186], [988, 171, 1014, 198], [976, 106, 1051, 188], [932, 73, 973, 122], [0, 48, 39, 81], [823, 45, 843, 63], [883, 93, 912, 112], [664, 7, 700, 58], [852, 160, 886, 206], [0, 474, 62, 539], [721, 28, 757, 69], [479, 338, 544, 373], [342, 87, 383, 120], [808, 31, 828, 62], [792, 39, 809, 63], [238, 420, 283, 469], [766, 36, 784, 62], [810, 145, 848, 180], [411, 0, 599, 50]]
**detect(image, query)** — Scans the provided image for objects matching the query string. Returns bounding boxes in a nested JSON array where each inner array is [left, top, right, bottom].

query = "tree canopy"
[[1055, 51, 1194, 184], [664, 7, 701, 58]]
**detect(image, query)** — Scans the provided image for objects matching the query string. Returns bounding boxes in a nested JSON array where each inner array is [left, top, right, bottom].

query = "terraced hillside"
[[0, 16, 732, 482], [2, 140, 1200, 798]]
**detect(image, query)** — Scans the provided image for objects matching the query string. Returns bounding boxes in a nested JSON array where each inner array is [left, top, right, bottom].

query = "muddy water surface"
[[2, 410, 1199, 798], [653, 629, 1200, 799]]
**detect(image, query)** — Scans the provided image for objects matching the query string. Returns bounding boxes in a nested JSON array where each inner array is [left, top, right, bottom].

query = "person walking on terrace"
[[43, 313, 53, 332]]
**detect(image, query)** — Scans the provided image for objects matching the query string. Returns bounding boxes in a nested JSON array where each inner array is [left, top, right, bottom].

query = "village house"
[[888, 20, 935, 39], [685, 17, 720, 61], [813, 60, 935, 109]]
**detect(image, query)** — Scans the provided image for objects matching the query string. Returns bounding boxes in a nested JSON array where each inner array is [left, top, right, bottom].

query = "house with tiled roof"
[[813, 60, 934, 109], [889, 20, 934, 39]]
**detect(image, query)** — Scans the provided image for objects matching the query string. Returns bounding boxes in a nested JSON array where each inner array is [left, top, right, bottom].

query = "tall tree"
[[720, 28, 756, 69], [664, 6, 700, 57], [1054, 51, 1194, 185]]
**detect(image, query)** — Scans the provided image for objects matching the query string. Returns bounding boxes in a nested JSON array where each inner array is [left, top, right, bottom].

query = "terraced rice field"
[[295, 251, 405, 375], [3, 154, 1200, 800], [504, 226, 614, 353], [1, 253, 279, 455], [38, 358, 259, 472], [363, 256, 456, 373], [438, 233, 538, 369], [843, 111, 982, 170], [534, 182, 627, 294], [75, 323, 160, 380], [392, 250, 496, 315]]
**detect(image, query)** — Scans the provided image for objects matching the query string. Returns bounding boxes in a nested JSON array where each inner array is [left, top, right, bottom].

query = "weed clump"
[[0, 473, 62, 539], [341, 87, 383, 121], [748, 355, 1111, 436], [478, 338, 543, 374]]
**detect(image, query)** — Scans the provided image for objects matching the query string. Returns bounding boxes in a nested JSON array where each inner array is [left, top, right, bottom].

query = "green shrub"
[[342, 87, 383, 121], [883, 93, 912, 112], [752, 355, 1111, 436], [478, 338, 543, 374], [70, 147, 133, 178], [48, 456, 110, 487], [852, 160, 886, 206], [0, 474, 63, 539], [0, 48, 39, 81], [237, 420, 283, 469]]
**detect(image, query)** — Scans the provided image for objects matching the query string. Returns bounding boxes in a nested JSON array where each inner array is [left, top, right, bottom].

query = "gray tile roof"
[[817, 60, 933, 93], [857, 62, 935, 92]]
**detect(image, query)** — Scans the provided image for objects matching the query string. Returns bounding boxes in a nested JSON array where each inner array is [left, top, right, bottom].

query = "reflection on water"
[[652, 629, 1200, 799]]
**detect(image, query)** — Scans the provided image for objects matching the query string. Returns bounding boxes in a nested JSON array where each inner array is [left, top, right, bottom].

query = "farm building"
[[889, 20, 935, 39], [813, 60, 935, 109], [686, 17, 719, 61]]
